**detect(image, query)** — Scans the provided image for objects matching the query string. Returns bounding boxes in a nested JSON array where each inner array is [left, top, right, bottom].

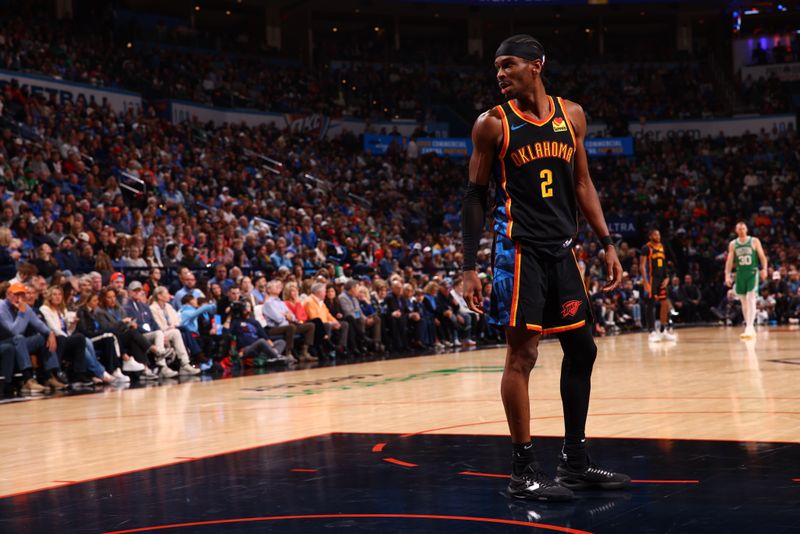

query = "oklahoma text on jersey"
[[508, 140, 575, 168]]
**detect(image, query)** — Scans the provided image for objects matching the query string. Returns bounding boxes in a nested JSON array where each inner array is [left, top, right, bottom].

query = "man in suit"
[[337, 279, 371, 354], [385, 279, 409, 351]]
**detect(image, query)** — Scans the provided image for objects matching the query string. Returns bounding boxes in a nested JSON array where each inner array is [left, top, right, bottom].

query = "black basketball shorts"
[[489, 234, 592, 335]]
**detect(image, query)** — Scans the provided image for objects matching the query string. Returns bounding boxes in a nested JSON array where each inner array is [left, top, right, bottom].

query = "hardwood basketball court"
[[1, 326, 799, 533]]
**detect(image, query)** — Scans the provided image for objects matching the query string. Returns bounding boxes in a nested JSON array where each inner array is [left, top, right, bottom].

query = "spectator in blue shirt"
[[179, 295, 217, 336], [173, 271, 205, 310], [270, 237, 294, 270], [208, 264, 235, 294], [0, 282, 63, 394], [261, 279, 316, 361]]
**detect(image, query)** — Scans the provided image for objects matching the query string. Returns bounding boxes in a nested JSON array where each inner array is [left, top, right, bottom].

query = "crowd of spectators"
[[0, 12, 748, 126], [0, 78, 798, 395], [0, 10, 799, 396], [739, 72, 791, 116]]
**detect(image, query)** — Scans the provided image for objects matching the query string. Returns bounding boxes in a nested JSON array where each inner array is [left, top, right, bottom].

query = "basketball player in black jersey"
[[640, 229, 676, 342], [462, 35, 630, 501]]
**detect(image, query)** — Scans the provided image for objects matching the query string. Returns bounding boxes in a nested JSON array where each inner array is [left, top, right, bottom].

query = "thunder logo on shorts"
[[488, 96, 590, 334]]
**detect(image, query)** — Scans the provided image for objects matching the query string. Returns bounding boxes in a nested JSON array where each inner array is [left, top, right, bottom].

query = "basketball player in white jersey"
[[724, 221, 768, 338]]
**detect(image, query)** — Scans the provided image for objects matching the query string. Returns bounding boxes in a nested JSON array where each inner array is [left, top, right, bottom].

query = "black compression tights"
[[558, 325, 598, 444], [646, 297, 657, 331]]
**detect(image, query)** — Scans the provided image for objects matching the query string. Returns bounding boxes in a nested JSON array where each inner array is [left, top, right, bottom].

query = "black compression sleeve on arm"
[[461, 182, 489, 271]]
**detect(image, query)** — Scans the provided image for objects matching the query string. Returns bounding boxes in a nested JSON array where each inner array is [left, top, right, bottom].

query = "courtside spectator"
[[40, 285, 116, 385], [0, 282, 64, 393], [230, 302, 290, 365], [305, 282, 349, 356], [262, 280, 316, 362], [96, 287, 154, 377]]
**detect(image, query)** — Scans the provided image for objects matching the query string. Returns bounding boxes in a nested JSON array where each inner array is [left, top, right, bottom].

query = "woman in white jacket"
[[149, 286, 200, 376], [40, 286, 120, 385]]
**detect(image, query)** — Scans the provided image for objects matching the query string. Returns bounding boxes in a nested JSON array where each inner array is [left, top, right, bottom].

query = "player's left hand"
[[760, 268, 768, 281], [602, 246, 623, 292]]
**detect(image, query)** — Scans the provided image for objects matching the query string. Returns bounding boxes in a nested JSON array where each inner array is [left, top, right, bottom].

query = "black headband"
[[495, 40, 545, 63]]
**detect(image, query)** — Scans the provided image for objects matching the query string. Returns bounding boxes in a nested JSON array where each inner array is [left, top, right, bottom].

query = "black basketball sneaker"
[[555, 454, 631, 490], [508, 463, 575, 501]]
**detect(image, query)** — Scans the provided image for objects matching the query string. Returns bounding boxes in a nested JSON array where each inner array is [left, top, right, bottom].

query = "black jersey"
[[642, 241, 667, 283], [492, 95, 577, 256]]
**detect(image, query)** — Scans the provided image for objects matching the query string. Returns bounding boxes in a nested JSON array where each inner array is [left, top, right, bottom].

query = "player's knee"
[[562, 327, 597, 366], [584, 339, 598, 364], [507, 345, 538, 374]]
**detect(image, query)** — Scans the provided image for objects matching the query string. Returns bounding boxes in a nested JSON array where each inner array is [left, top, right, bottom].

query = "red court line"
[[401, 420, 506, 438], [460, 471, 511, 479], [383, 457, 418, 468], [0, 432, 332, 501], [290, 469, 319, 473], [372, 442, 387, 452], [174, 457, 198, 460], [102, 513, 593, 534], [630, 480, 699, 484], [401, 411, 800, 439], [329, 431, 800, 446], [51, 480, 77, 484]]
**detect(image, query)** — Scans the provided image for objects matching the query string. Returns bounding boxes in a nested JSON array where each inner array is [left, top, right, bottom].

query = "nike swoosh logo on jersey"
[[510, 123, 526, 131]]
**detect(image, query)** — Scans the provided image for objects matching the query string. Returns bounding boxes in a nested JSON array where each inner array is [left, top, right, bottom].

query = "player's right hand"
[[602, 246, 623, 292], [463, 270, 484, 314], [724, 275, 732, 288]]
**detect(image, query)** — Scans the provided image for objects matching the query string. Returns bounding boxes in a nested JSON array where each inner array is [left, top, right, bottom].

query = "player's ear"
[[530, 58, 543, 77]]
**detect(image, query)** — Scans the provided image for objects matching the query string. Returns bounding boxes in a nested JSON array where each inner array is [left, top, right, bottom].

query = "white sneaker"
[[179, 364, 201, 376], [453, 339, 462, 347], [741, 327, 757, 339], [648, 331, 663, 343], [113, 368, 131, 383], [159, 365, 178, 378], [661, 331, 677, 342], [142, 367, 159, 380], [122, 358, 145, 372]]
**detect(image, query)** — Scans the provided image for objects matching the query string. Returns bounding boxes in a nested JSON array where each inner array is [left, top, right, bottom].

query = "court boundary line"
[[102, 513, 594, 534], [4, 431, 797, 502]]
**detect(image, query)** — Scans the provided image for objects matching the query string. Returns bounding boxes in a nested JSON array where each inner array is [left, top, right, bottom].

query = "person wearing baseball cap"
[[109, 272, 128, 305], [0, 282, 66, 394], [110, 272, 126, 288]]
